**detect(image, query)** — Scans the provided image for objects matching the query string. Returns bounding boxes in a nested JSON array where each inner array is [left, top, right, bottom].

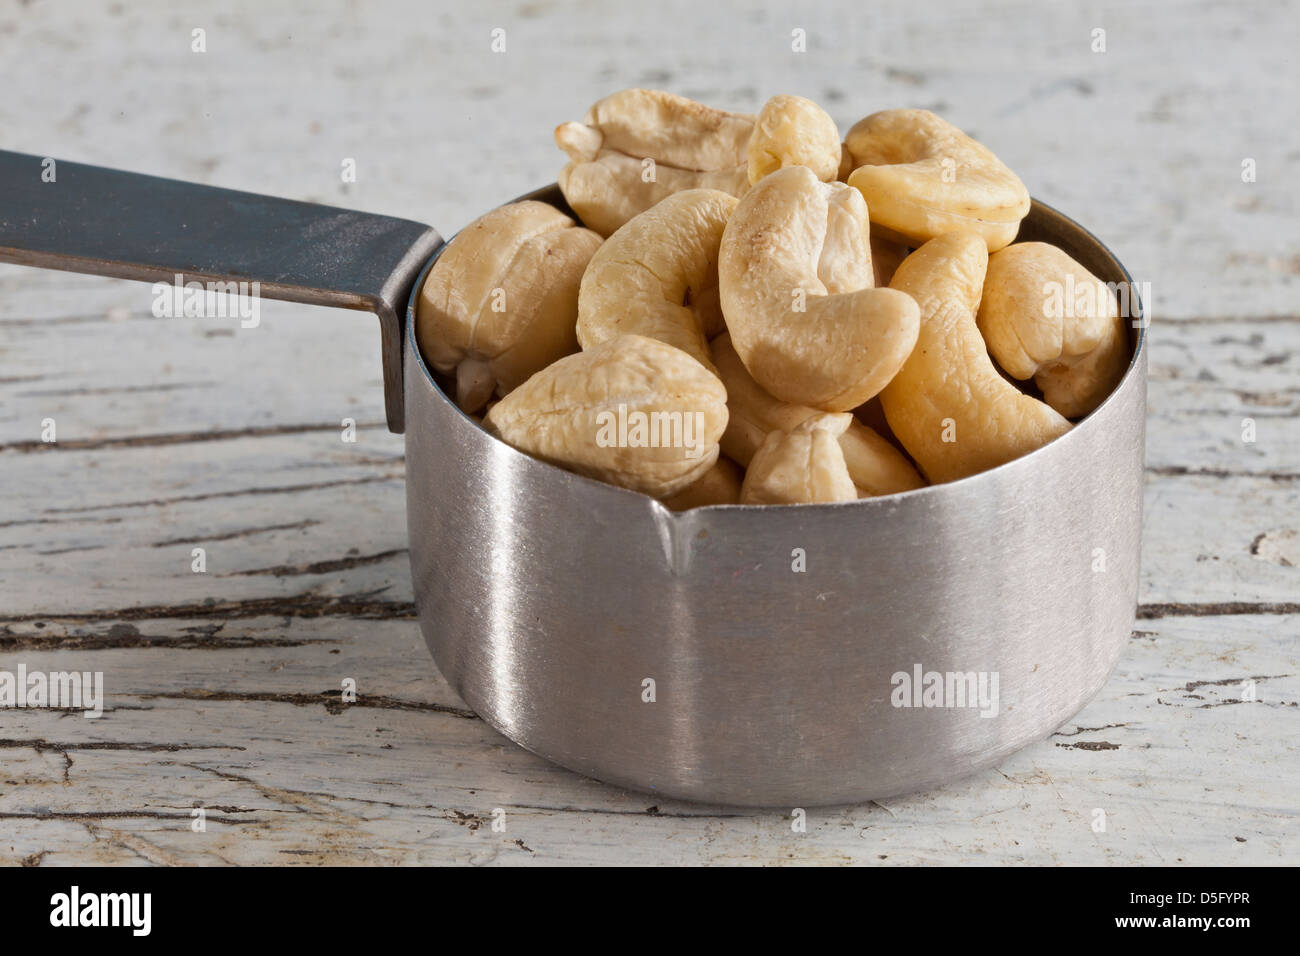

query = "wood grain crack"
[[0, 622, 325, 652], [0, 591, 416, 623], [0, 420, 386, 454], [1145, 465, 1300, 481], [0, 809, 250, 825], [150, 519, 319, 547], [508, 801, 744, 819], [1138, 601, 1300, 618], [221, 548, 408, 578], [0, 738, 247, 753], [136, 688, 477, 718], [41, 474, 402, 514]]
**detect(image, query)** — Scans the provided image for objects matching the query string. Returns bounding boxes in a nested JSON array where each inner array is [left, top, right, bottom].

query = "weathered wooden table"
[[1, 0, 1295, 865]]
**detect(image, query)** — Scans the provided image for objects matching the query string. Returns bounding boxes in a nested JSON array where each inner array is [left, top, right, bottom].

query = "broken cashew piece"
[[713, 333, 924, 495], [740, 414, 858, 505], [483, 334, 728, 498], [845, 109, 1030, 252], [416, 201, 602, 413], [719, 165, 919, 411], [577, 189, 738, 373], [556, 89, 754, 236], [977, 242, 1129, 418], [661, 457, 743, 510], [880, 232, 1072, 484], [747, 95, 841, 185]]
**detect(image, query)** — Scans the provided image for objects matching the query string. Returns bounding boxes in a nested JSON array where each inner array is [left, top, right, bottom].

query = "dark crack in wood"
[[221, 548, 408, 578], [0, 420, 387, 454], [136, 688, 478, 718], [1137, 601, 1300, 619]]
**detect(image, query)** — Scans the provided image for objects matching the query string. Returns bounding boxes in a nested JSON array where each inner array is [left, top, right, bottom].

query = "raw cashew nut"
[[880, 232, 1072, 483], [662, 457, 743, 510], [713, 333, 924, 495], [740, 414, 858, 505], [577, 189, 738, 373], [719, 165, 920, 411], [556, 89, 754, 236], [977, 242, 1128, 418], [845, 110, 1030, 252], [416, 201, 602, 413], [483, 334, 728, 498], [747, 95, 841, 185]]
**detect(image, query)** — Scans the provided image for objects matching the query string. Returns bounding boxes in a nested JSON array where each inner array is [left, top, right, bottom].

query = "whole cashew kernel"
[[740, 414, 858, 505], [977, 242, 1129, 418], [483, 334, 728, 498], [880, 232, 1072, 483], [556, 89, 754, 237], [747, 95, 841, 185], [577, 189, 738, 373], [417, 201, 602, 413], [845, 109, 1030, 252], [662, 457, 743, 510], [713, 333, 924, 495], [719, 165, 920, 411]]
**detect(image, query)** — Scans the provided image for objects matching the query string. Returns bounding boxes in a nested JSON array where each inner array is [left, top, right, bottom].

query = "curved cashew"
[[977, 242, 1129, 418], [719, 165, 920, 411], [713, 333, 924, 495], [740, 414, 858, 505], [880, 232, 1072, 483], [661, 457, 742, 510], [556, 89, 753, 236], [483, 334, 728, 498], [747, 95, 841, 185], [845, 109, 1030, 252], [577, 189, 738, 373], [416, 201, 602, 413]]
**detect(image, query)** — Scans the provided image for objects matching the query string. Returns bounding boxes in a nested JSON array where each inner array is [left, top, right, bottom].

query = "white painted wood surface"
[[0, 0, 1296, 865]]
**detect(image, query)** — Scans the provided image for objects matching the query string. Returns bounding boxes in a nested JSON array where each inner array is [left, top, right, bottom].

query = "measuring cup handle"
[[0, 150, 443, 433]]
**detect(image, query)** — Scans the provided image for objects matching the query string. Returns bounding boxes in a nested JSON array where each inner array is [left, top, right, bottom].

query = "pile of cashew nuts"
[[416, 89, 1130, 507]]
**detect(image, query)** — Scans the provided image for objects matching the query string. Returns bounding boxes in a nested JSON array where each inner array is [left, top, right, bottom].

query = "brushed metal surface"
[[0, 150, 441, 433], [406, 190, 1147, 807]]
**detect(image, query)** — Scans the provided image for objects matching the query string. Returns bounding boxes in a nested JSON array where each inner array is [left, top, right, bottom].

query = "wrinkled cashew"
[[740, 414, 858, 505], [747, 95, 841, 185], [417, 201, 602, 413], [880, 232, 1072, 483], [483, 334, 728, 497], [662, 457, 743, 510], [977, 242, 1128, 418], [719, 165, 920, 411], [845, 109, 1030, 252], [556, 89, 753, 236], [577, 189, 737, 373], [713, 333, 924, 495], [837, 423, 926, 497]]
